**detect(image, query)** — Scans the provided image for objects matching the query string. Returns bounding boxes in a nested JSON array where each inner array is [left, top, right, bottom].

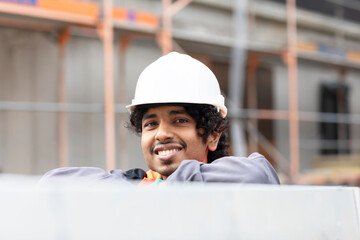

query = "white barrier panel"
[[0, 177, 359, 240]]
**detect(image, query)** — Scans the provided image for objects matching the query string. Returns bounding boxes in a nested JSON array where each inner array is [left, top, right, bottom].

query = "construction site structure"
[[0, 0, 360, 185]]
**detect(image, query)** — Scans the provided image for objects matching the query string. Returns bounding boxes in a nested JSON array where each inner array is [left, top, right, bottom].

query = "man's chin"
[[154, 164, 178, 178]]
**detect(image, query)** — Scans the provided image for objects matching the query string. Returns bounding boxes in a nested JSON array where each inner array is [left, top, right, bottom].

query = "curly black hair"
[[128, 103, 229, 163]]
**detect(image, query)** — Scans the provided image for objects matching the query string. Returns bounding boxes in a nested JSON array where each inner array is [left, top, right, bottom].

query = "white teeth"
[[158, 149, 178, 156]]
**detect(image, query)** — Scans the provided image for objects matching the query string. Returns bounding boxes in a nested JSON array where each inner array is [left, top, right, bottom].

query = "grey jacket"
[[39, 153, 280, 186]]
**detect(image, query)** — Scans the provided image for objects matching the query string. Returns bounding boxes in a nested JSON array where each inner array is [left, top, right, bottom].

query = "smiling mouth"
[[157, 148, 180, 156], [153, 144, 183, 160]]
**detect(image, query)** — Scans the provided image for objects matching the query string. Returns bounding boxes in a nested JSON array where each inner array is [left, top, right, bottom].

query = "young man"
[[40, 52, 279, 185]]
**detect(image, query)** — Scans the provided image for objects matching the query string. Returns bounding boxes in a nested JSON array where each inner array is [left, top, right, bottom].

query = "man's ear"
[[207, 131, 221, 151]]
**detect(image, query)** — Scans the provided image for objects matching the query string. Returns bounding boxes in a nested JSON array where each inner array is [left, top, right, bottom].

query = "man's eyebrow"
[[169, 110, 188, 116], [142, 113, 157, 121]]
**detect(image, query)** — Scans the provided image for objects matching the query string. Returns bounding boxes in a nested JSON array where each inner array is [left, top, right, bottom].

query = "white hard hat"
[[126, 52, 227, 117]]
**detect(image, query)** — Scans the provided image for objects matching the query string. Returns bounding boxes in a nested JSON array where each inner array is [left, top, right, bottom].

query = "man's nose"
[[155, 122, 174, 142]]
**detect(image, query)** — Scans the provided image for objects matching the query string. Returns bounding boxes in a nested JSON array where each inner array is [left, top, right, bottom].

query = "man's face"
[[141, 105, 213, 179]]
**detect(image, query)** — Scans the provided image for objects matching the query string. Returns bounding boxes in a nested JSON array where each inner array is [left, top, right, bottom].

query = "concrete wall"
[[273, 59, 360, 170], [0, 29, 59, 174]]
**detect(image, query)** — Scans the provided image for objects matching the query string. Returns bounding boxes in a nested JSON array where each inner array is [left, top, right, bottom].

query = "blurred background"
[[0, 0, 360, 185]]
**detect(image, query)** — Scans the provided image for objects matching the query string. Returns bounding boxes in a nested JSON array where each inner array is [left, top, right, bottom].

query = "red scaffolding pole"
[[286, 0, 300, 182], [103, 0, 116, 171]]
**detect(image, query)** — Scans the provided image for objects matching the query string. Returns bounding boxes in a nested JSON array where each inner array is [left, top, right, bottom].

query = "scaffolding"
[[0, 0, 192, 172], [1, 0, 360, 185], [235, 0, 360, 185]]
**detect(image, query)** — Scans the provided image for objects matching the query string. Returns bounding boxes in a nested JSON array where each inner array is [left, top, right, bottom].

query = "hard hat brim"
[[126, 101, 227, 118]]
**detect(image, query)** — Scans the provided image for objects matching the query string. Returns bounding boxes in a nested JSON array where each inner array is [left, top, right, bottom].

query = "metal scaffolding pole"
[[247, 54, 260, 153], [161, 0, 172, 54], [103, 0, 116, 171], [229, 0, 248, 157], [58, 27, 70, 168], [160, 0, 192, 54], [286, 0, 300, 182], [117, 35, 131, 170]]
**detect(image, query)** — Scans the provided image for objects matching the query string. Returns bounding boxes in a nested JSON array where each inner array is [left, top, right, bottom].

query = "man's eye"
[[144, 122, 157, 128], [175, 119, 188, 123]]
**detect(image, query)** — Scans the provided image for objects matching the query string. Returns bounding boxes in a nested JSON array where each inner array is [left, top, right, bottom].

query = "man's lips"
[[151, 143, 185, 161], [153, 143, 183, 155]]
